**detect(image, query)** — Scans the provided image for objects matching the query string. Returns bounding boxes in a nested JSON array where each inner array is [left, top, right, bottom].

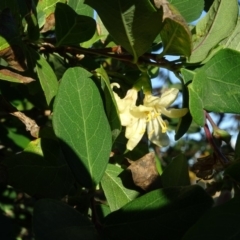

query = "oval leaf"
[[189, 0, 238, 63], [189, 48, 240, 126], [156, 1, 192, 57], [85, 0, 163, 62], [55, 3, 96, 46], [0, 68, 34, 83], [36, 53, 58, 105], [101, 164, 139, 212], [103, 185, 213, 239], [95, 66, 121, 142], [53, 67, 112, 188]]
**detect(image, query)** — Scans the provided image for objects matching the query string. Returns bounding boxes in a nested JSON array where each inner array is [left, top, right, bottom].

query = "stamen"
[[158, 117, 167, 133]]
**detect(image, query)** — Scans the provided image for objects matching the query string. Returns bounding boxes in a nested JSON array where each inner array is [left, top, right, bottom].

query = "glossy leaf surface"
[[189, 49, 240, 126], [53, 67, 112, 188], [101, 164, 139, 212]]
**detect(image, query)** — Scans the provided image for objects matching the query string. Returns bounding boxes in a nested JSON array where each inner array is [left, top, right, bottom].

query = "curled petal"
[[161, 108, 188, 118], [158, 88, 179, 107], [143, 94, 159, 107], [111, 83, 138, 126]]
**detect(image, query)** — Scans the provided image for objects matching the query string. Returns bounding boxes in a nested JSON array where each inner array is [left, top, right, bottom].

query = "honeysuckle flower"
[[112, 84, 188, 151], [125, 88, 188, 150], [111, 83, 138, 126]]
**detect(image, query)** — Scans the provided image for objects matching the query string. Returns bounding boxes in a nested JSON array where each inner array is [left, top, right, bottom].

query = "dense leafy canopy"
[[0, 0, 240, 239]]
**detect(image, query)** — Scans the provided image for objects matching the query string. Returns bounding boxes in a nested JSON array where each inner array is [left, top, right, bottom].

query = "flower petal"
[[111, 83, 139, 126], [147, 119, 169, 147], [130, 105, 152, 118], [158, 88, 179, 107], [143, 94, 159, 107], [125, 119, 146, 150], [161, 108, 188, 118]]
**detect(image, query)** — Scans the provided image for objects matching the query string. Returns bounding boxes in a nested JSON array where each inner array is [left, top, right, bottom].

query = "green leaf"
[[25, 6, 39, 41], [161, 17, 192, 56], [158, 2, 192, 57], [85, 0, 163, 62], [37, 0, 65, 18], [189, 0, 238, 63], [103, 185, 213, 239], [53, 67, 112, 188], [169, 0, 204, 23], [189, 48, 240, 126], [0, 37, 10, 52], [161, 154, 190, 187], [181, 68, 195, 85], [44, 53, 69, 80], [36, 54, 58, 105], [0, 68, 35, 83], [33, 199, 98, 240], [2, 138, 74, 198], [55, 3, 96, 46], [95, 66, 121, 142], [175, 74, 192, 140], [101, 164, 139, 212], [81, 30, 101, 48], [223, 18, 240, 52], [183, 197, 240, 240], [68, 0, 94, 17]]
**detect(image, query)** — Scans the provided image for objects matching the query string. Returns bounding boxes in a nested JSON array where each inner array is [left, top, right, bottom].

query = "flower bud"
[[213, 128, 231, 144]]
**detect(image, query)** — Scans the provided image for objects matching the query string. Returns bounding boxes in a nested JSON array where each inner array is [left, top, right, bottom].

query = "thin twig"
[[203, 122, 228, 164], [39, 42, 182, 71]]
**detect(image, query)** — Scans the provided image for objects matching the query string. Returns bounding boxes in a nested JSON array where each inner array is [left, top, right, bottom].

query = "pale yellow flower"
[[126, 88, 188, 150], [111, 83, 138, 126], [112, 84, 188, 151]]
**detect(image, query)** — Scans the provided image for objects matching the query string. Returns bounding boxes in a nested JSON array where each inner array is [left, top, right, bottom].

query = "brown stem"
[[203, 122, 228, 164], [39, 42, 182, 71], [205, 111, 218, 130], [0, 95, 39, 138]]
